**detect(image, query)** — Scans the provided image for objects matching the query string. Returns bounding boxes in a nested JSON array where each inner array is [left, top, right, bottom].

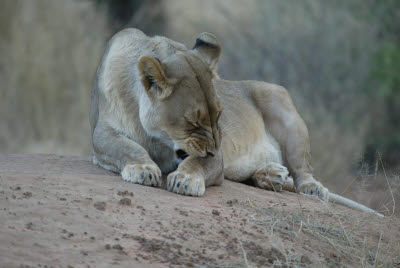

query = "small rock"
[[60, 197, 67, 201], [26, 222, 34, 230], [179, 209, 188, 216], [112, 244, 123, 250], [226, 199, 238, 206], [137, 205, 145, 211], [94, 201, 106, 211], [105, 244, 111, 249], [119, 198, 132, 206], [117, 190, 134, 197], [212, 209, 220, 216], [23, 192, 32, 198]]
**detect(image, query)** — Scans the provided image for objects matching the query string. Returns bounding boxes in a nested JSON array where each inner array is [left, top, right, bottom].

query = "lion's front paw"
[[252, 163, 290, 192], [167, 171, 205, 196], [121, 164, 162, 187], [297, 179, 328, 201]]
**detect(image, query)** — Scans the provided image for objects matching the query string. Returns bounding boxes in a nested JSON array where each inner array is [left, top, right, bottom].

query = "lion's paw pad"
[[121, 164, 162, 187], [252, 163, 290, 192], [297, 180, 328, 200], [167, 171, 205, 196]]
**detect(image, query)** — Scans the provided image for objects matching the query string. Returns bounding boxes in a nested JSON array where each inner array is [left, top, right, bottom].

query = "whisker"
[[221, 124, 243, 138], [220, 121, 235, 132]]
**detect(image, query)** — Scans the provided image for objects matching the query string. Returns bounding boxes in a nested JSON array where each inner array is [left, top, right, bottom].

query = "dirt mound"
[[0, 154, 399, 267]]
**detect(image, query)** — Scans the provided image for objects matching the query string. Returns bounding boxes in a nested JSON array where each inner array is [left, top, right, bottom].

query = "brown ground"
[[1, 154, 399, 267]]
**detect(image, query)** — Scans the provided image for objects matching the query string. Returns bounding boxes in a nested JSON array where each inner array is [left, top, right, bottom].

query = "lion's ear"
[[193, 32, 221, 72], [138, 56, 172, 100]]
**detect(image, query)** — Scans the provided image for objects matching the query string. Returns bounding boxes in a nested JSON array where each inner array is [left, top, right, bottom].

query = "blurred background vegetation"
[[0, 0, 399, 213]]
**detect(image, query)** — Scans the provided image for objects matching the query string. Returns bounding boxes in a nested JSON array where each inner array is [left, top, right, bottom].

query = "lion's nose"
[[176, 149, 189, 160]]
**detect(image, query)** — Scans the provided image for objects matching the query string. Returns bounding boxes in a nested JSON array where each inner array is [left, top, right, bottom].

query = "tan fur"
[[90, 29, 382, 216], [91, 28, 223, 196]]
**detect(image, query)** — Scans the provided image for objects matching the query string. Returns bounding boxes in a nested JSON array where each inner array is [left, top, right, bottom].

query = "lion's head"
[[138, 33, 222, 160]]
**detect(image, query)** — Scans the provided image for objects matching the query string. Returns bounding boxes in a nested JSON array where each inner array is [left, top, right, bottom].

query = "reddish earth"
[[0, 154, 399, 267]]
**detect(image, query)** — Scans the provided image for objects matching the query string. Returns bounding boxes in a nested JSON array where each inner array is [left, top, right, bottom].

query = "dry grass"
[[345, 169, 400, 217], [247, 200, 400, 267]]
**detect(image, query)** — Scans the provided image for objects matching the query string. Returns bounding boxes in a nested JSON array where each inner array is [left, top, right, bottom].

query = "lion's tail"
[[283, 178, 384, 217], [327, 192, 384, 217]]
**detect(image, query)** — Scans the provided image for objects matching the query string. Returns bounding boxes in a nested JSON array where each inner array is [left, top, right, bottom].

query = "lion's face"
[[138, 33, 222, 159]]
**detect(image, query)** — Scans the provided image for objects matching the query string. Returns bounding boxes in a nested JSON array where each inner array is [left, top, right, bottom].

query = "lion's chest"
[[145, 140, 178, 175]]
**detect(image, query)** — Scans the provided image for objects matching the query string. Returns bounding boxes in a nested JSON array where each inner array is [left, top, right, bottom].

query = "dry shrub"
[[0, 0, 109, 155]]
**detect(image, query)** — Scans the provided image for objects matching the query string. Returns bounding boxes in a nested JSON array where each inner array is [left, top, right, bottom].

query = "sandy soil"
[[0, 154, 399, 267]]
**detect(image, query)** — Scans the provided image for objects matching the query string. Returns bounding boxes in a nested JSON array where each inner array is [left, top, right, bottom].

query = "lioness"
[[90, 29, 384, 216], [90, 28, 328, 200]]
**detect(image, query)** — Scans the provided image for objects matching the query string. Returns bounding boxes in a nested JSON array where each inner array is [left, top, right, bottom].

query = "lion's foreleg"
[[92, 124, 162, 187], [167, 149, 224, 196]]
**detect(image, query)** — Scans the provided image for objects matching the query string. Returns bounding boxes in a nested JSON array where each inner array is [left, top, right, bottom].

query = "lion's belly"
[[222, 134, 282, 181], [220, 99, 283, 182]]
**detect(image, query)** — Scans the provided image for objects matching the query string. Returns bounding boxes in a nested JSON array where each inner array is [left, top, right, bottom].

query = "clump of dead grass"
[[247, 198, 400, 267], [338, 154, 400, 217]]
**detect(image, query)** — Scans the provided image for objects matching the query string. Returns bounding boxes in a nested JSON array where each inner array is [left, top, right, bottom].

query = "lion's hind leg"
[[251, 162, 292, 192], [252, 163, 328, 200]]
